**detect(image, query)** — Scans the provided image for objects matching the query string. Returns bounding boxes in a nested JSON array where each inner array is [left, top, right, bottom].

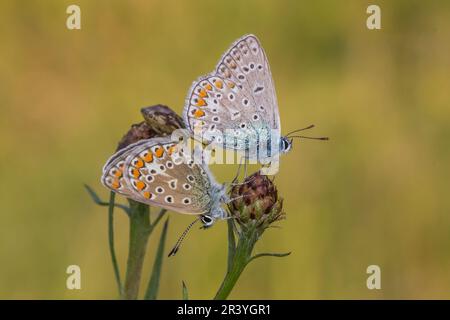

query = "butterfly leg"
[[243, 157, 248, 178], [231, 155, 245, 185]]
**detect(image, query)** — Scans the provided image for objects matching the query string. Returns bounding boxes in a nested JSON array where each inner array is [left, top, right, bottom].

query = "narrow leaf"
[[107, 191, 123, 296], [144, 218, 169, 300], [85, 184, 130, 215], [247, 252, 291, 265], [227, 219, 236, 272], [182, 281, 189, 300]]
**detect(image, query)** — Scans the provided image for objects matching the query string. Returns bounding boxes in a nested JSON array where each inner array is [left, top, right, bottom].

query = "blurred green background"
[[1, 0, 450, 299]]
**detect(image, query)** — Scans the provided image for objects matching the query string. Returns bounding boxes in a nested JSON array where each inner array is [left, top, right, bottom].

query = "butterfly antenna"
[[168, 217, 200, 257], [289, 135, 329, 141], [285, 124, 315, 137]]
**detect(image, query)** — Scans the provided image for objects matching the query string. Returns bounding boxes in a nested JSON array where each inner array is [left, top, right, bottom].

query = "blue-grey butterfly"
[[183, 34, 327, 164], [101, 136, 229, 233]]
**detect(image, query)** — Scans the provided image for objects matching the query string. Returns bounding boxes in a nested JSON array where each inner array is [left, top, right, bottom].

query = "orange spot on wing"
[[215, 80, 223, 89], [132, 168, 140, 178], [136, 181, 146, 191], [143, 191, 152, 199], [198, 89, 207, 98], [113, 169, 122, 178], [143, 152, 153, 163], [194, 109, 205, 118], [168, 145, 176, 155], [205, 83, 212, 91], [196, 98, 207, 107], [155, 147, 164, 158], [227, 81, 236, 89], [111, 179, 120, 189], [134, 158, 144, 168]]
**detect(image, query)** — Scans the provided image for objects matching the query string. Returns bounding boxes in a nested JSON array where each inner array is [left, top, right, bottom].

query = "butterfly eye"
[[201, 215, 213, 226], [146, 175, 154, 183], [257, 64, 263, 70], [166, 161, 174, 169], [165, 196, 174, 203], [182, 197, 191, 204], [252, 114, 259, 121], [281, 138, 291, 152], [187, 175, 195, 182]]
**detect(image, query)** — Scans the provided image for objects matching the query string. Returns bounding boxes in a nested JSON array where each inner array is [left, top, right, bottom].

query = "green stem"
[[122, 200, 151, 300], [108, 192, 123, 297], [214, 226, 258, 300]]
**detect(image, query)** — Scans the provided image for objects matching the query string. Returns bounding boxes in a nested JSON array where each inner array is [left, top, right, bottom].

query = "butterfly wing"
[[183, 34, 280, 152], [101, 137, 214, 215], [101, 139, 150, 198]]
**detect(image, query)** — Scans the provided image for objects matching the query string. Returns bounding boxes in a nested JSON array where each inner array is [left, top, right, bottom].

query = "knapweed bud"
[[228, 172, 285, 231]]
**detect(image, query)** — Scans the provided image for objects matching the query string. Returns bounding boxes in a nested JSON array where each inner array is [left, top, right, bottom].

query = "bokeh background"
[[1, 0, 450, 299]]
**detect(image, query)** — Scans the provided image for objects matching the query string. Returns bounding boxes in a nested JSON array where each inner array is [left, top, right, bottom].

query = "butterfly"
[[183, 34, 287, 164], [101, 136, 229, 230], [182, 34, 327, 167]]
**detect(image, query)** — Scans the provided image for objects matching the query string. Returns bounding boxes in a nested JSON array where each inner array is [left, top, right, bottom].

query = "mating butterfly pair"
[[101, 34, 303, 230]]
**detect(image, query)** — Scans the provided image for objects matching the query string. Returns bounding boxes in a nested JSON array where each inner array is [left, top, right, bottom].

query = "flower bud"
[[228, 172, 285, 232]]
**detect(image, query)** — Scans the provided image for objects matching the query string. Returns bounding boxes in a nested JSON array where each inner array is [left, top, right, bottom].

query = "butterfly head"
[[200, 214, 215, 228], [280, 136, 293, 154]]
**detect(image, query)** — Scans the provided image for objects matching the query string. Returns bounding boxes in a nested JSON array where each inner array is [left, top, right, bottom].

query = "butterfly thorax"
[[201, 181, 228, 228]]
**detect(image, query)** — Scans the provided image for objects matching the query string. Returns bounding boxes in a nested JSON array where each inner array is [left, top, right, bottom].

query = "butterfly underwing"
[[183, 34, 292, 163], [101, 136, 228, 227]]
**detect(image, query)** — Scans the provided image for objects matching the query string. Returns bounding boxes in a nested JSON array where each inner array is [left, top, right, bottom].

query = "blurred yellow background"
[[1, 0, 450, 299]]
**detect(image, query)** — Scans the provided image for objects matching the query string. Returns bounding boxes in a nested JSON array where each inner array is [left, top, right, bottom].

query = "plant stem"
[[122, 200, 151, 299], [214, 225, 258, 300], [108, 192, 123, 297]]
